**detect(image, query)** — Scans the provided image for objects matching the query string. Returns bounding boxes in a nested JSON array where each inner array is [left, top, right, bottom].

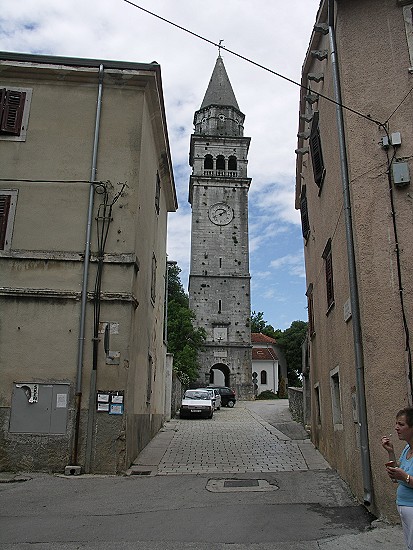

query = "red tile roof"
[[251, 332, 277, 344], [252, 348, 278, 361]]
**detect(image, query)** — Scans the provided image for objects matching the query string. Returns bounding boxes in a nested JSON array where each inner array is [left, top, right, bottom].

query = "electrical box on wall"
[[9, 383, 69, 434], [392, 161, 410, 187]]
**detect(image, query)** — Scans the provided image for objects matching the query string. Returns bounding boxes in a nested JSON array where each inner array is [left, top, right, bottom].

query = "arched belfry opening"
[[188, 56, 253, 400]]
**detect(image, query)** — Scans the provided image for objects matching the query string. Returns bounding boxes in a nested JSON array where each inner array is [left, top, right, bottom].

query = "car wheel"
[[227, 400, 235, 408], [208, 411, 213, 418]]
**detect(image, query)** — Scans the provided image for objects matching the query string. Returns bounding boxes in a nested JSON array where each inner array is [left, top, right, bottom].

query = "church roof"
[[251, 332, 277, 344], [200, 56, 240, 110], [252, 348, 279, 361]]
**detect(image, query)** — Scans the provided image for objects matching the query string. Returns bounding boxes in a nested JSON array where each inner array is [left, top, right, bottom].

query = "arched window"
[[216, 155, 225, 171], [228, 156, 237, 171], [204, 154, 213, 170], [260, 370, 267, 384]]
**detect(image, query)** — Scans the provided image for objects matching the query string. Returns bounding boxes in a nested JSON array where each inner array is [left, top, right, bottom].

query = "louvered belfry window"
[[322, 239, 334, 309], [0, 194, 11, 250], [0, 89, 26, 136], [310, 111, 325, 187]]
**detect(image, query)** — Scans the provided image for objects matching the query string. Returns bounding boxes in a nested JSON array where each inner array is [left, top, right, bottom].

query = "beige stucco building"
[[0, 52, 177, 474], [296, 0, 413, 521]]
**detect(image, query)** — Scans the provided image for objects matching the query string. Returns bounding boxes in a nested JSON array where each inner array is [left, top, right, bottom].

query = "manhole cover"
[[206, 479, 279, 492], [224, 479, 259, 488]]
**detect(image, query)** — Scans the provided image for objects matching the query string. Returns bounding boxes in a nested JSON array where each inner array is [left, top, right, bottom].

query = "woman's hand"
[[386, 466, 408, 483], [381, 436, 394, 453]]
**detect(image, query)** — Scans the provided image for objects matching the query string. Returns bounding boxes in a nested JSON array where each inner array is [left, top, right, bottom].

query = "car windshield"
[[184, 391, 210, 400]]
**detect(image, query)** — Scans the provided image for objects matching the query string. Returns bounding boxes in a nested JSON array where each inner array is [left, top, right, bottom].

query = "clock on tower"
[[188, 56, 253, 400]]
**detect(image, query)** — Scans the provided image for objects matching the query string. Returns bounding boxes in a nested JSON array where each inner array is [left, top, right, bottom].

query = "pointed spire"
[[200, 56, 240, 110]]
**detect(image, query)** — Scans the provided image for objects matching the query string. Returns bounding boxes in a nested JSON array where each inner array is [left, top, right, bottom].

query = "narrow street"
[[0, 400, 404, 549]]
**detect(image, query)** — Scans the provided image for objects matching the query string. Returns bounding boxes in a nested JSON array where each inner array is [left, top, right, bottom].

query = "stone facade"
[[296, 0, 413, 521], [0, 52, 177, 474], [188, 57, 253, 399]]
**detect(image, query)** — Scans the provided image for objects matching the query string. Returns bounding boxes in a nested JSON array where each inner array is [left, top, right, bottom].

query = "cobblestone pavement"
[[134, 402, 330, 475]]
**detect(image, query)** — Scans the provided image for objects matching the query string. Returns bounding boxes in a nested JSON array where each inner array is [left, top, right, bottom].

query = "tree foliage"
[[167, 263, 206, 383], [251, 311, 282, 340], [251, 311, 307, 387]]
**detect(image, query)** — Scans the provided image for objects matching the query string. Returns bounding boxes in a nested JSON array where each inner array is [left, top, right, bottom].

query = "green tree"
[[167, 263, 206, 383], [250, 311, 282, 340], [277, 320, 308, 387]]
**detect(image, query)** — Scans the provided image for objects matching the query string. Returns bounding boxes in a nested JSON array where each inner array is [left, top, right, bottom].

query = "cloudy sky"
[[1, 0, 321, 330]]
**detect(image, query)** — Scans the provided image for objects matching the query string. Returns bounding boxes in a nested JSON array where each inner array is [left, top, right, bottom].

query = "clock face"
[[209, 203, 233, 225]]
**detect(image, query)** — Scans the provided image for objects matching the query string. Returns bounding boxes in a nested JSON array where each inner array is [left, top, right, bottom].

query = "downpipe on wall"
[[71, 64, 105, 469], [327, 0, 373, 506]]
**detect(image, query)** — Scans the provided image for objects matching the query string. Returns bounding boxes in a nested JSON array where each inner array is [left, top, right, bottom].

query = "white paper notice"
[[56, 393, 67, 408]]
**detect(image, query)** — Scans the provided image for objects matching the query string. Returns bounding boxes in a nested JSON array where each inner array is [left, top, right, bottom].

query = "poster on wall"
[[97, 390, 124, 413]]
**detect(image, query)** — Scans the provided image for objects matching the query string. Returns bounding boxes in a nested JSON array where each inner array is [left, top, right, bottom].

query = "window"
[[309, 111, 325, 187], [330, 367, 343, 427], [0, 190, 18, 251], [300, 185, 310, 240], [306, 283, 315, 336], [402, 3, 413, 68], [260, 370, 267, 385], [155, 171, 161, 214], [314, 382, 321, 425], [322, 239, 334, 310], [204, 154, 213, 170], [146, 354, 153, 405], [0, 87, 31, 141], [151, 254, 157, 303], [216, 155, 225, 171], [228, 156, 237, 171]]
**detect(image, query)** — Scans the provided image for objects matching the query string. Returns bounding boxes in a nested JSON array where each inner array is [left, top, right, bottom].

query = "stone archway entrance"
[[207, 363, 231, 387]]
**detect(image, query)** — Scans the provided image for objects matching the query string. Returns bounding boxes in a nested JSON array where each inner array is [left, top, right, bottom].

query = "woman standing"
[[382, 407, 413, 550]]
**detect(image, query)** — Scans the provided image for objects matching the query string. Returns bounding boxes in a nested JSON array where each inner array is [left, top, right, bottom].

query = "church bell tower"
[[188, 56, 253, 400]]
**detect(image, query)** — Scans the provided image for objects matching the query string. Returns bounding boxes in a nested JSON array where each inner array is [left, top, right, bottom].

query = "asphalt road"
[[0, 400, 405, 550]]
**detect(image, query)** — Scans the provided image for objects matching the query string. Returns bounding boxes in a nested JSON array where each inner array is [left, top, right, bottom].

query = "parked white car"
[[195, 387, 221, 410], [179, 389, 214, 419]]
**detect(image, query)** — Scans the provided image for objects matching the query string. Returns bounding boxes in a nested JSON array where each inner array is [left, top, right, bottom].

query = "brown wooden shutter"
[[310, 111, 325, 187], [0, 90, 26, 135], [325, 252, 334, 307], [300, 185, 310, 240], [0, 194, 11, 249]]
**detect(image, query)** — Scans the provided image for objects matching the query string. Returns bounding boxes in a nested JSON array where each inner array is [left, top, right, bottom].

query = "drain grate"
[[224, 479, 259, 488], [206, 478, 279, 493], [130, 470, 152, 476]]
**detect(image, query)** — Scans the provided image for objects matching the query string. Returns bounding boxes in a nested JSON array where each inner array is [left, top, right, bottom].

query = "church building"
[[188, 56, 253, 400]]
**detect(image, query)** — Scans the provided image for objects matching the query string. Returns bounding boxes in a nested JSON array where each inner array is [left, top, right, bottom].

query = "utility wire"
[[384, 85, 413, 125], [122, 0, 383, 126]]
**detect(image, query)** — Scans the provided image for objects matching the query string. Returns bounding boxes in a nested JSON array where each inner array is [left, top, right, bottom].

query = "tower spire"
[[200, 56, 240, 110]]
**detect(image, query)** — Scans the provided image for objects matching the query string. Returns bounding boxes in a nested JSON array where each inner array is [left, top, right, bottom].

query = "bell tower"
[[188, 56, 253, 400]]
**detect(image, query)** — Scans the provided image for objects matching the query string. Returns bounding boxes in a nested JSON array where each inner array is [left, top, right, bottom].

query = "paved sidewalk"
[[129, 401, 406, 550], [131, 402, 329, 475]]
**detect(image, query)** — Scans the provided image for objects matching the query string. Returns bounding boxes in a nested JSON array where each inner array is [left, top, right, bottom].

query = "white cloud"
[[1, 0, 319, 325]]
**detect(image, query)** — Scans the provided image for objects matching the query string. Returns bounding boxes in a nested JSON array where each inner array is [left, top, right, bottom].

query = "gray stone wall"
[[288, 387, 304, 425]]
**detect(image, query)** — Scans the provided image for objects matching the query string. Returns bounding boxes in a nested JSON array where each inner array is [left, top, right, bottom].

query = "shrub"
[[256, 390, 278, 400]]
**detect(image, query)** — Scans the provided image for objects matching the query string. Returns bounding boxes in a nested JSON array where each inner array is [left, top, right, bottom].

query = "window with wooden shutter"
[[0, 89, 26, 136], [310, 111, 325, 187], [0, 194, 11, 250], [155, 171, 161, 215], [322, 239, 335, 309], [300, 185, 310, 240], [306, 283, 315, 336]]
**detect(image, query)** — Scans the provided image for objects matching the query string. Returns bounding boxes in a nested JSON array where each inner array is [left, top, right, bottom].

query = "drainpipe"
[[327, 0, 372, 505], [71, 64, 105, 467]]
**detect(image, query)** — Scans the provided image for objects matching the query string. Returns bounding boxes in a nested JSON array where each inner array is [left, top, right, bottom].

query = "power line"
[[122, 0, 383, 126]]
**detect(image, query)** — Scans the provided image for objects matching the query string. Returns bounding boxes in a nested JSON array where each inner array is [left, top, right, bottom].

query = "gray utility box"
[[9, 383, 69, 434]]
